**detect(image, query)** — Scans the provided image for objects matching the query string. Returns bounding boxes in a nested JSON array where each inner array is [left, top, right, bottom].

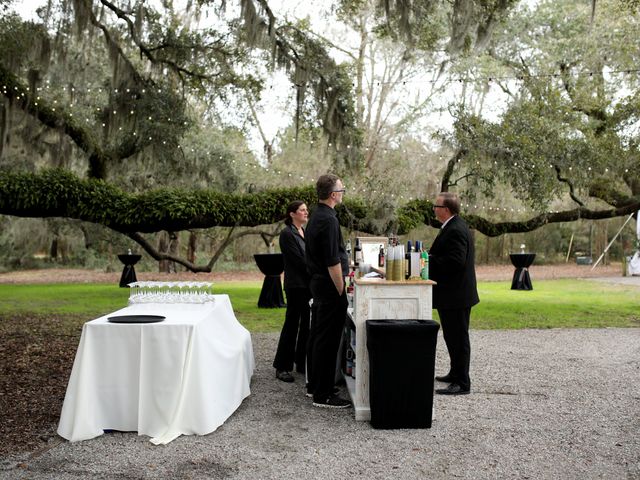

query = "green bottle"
[[420, 251, 429, 280]]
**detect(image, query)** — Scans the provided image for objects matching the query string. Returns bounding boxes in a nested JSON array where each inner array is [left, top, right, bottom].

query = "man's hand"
[[328, 263, 344, 295]]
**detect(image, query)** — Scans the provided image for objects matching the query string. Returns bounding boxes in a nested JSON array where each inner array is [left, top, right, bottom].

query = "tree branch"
[[398, 198, 640, 238], [0, 61, 122, 179], [126, 225, 284, 273], [246, 93, 275, 164], [96, 0, 212, 82], [466, 202, 640, 237], [440, 148, 466, 191], [281, 24, 358, 61], [554, 165, 585, 207]]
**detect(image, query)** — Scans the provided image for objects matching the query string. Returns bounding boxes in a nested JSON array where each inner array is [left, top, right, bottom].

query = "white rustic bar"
[[345, 277, 436, 421]]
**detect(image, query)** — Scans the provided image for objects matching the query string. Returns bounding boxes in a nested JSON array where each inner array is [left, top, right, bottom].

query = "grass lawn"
[[0, 279, 638, 332], [470, 280, 640, 329]]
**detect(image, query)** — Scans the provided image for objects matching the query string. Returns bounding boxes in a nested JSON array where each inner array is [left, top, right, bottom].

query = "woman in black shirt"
[[273, 201, 311, 382]]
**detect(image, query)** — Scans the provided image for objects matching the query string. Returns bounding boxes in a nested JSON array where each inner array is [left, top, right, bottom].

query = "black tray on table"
[[107, 315, 166, 324]]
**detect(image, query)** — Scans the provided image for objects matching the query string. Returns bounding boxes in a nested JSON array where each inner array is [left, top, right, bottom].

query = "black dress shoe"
[[435, 373, 455, 383], [276, 370, 294, 383], [435, 383, 470, 395]]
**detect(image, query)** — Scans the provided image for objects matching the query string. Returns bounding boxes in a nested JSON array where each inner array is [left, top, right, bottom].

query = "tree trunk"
[[50, 237, 58, 262], [59, 237, 68, 263], [187, 231, 197, 264], [483, 235, 490, 264], [595, 221, 608, 265], [158, 231, 170, 273], [168, 232, 179, 273], [0, 101, 7, 159], [80, 225, 93, 250]]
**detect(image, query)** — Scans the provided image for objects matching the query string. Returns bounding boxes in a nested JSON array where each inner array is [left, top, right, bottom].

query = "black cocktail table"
[[509, 253, 536, 290], [117, 254, 142, 288], [253, 253, 286, 308]]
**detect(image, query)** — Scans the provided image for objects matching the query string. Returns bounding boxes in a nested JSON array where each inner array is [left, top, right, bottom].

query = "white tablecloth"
[[57, 295, 254, 445], [629, 251, 640, 276]]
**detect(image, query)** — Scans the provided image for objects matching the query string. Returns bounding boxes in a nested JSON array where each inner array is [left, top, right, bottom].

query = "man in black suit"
[[429, 192, 479, 395]]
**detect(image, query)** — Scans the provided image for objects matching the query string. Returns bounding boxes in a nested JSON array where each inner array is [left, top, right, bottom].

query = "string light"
[[2, 85, 625, 217]]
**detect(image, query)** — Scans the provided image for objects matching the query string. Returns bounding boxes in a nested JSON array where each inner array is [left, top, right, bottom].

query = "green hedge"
[[1, 168, 418, 234]]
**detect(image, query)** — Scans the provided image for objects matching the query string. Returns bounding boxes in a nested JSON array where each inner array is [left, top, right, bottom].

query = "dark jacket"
[[279, 224, 310, 290], [429, 215, 480, 310]]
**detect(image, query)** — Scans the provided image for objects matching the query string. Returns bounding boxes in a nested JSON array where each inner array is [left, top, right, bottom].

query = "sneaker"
[[312, 394, 351, 409], [305, 385, 340, 398], [276, 370, 294, 383]]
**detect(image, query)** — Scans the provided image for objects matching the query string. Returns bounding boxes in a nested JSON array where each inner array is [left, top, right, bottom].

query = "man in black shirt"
[[305, 174, 351, 409]]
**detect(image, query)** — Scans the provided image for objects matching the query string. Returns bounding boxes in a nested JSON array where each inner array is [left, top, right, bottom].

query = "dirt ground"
[[0, 262, 626, 284]]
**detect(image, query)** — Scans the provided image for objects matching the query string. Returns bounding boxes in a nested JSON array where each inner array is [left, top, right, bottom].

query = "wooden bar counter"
[[345, 277, 436, 421]]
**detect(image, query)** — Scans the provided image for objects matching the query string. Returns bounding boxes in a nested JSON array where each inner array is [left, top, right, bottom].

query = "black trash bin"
[[366, 319, 439, 429]]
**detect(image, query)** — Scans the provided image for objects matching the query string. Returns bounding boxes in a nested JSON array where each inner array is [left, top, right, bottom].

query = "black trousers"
[[437, 307, 471, 390], [308, 278, 347, 402], [273, 287, 311, 373]]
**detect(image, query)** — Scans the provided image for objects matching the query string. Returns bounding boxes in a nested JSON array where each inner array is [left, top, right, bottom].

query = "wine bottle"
[[354, 238, 362, 266], [378, 245, 385, 268]]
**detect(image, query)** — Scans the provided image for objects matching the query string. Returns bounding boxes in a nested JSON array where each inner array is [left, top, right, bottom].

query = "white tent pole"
[[591, 213, 636, 270]]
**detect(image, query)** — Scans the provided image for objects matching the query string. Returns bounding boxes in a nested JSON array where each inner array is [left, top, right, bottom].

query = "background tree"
[[431, 0, 640, 235], [1, 0, 639, 272]]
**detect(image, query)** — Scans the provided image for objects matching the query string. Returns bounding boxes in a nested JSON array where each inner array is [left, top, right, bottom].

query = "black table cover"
[[253, 253, 286, 308], [117, 254, 141, 288], [509, 253, 536, 290]]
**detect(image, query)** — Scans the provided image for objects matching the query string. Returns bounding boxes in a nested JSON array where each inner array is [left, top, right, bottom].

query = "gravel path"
[[1, 328, 639, 480]]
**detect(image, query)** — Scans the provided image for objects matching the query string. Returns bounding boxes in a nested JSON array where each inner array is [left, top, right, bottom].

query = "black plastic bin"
[[366, 319, 440, 429]]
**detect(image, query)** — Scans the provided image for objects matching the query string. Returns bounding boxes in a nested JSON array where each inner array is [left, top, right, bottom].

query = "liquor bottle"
[[345, 345, 353, 376], [385, 242, 392, 280], [378, 245, 385, 268], [405, 241, 412, 279], [354, 238, 363, 266], [409, 241, 421, 279]]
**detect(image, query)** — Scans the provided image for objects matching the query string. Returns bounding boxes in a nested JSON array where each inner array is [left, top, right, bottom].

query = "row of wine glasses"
[[128, 281, 215, 304]]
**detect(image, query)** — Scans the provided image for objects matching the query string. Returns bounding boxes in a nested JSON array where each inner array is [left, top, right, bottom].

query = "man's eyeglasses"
[[433, 205, 446, 209], [332, 188, 346, 193]]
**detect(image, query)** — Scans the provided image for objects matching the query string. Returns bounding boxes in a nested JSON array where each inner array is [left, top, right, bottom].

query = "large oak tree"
[[1, 0, 638, 271]]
